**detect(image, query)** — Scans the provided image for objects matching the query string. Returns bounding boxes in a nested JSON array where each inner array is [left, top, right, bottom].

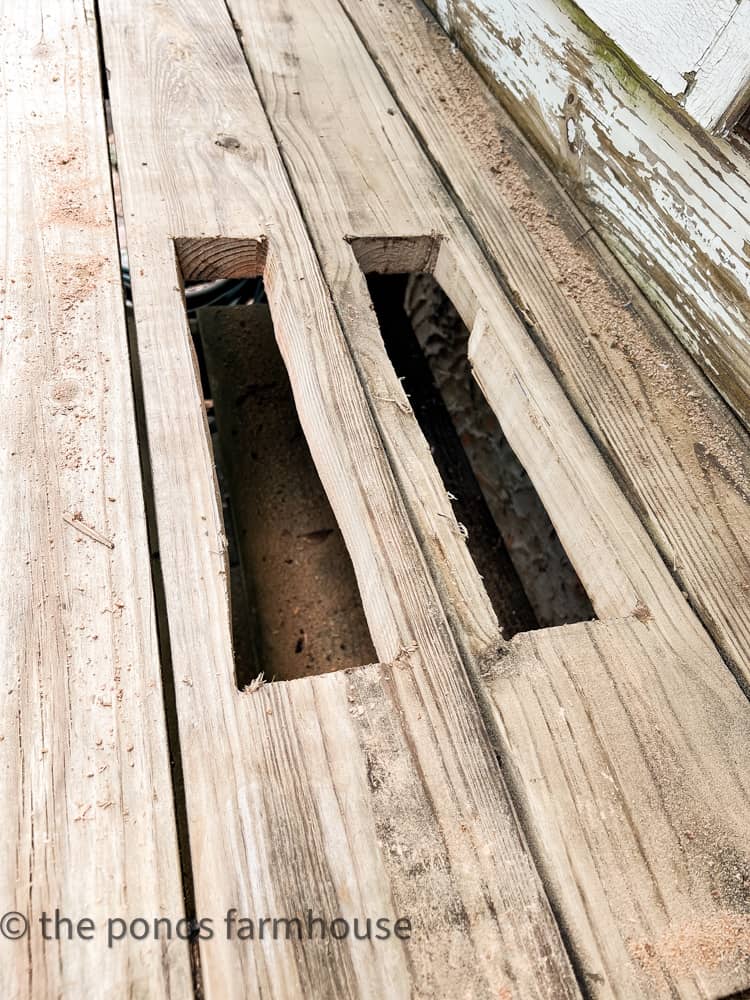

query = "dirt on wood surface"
[[628, 912, 750, 988], [198, 304, 377, 685]]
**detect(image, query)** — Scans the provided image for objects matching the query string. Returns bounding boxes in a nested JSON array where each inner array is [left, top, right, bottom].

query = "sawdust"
[[374, 0, 750, 509], [632, 601, 652, 622], [628, 913, 750, 983], [42, 146, 110, 230], [57, 257, 107, 313]]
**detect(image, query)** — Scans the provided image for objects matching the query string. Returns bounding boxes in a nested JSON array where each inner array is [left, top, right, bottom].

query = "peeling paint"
[[425, 0, 750, 426]]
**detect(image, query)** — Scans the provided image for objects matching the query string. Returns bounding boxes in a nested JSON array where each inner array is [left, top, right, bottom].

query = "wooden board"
[[572, 0, 750, 133], [485, 617, 750, 999], [0, 1, 191, 996], [418, 0, 750, 433], [227, 0, 750, 994], [97, 0, 580, 996], [455, 242, 750, 999], [338, 0, 750, 694]]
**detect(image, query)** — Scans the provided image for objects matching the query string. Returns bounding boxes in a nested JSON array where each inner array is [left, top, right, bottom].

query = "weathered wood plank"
[[337, 0, 750, 691], [465, 293, 750, 997], [486, 617, 750, 999], [228, 0, 750, 994], [419, 0, 750, 432], [97, 0, 580, 995], [0, 2, 191, 996], [464, 302, 675, 623], [233, 661, 578, 1000]]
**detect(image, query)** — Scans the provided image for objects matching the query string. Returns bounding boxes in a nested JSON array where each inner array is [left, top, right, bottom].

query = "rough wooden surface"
[[461, 253, 750, 998], [339, 0, 750, 692], [0, 1, 191, 997], [419, 0, 750, 432], [7, 0, 750, 995], [98, 0, 580, 995], [466, 303, 682, 623], [486, 617, 750, 999], [229, 0, 750, 994]]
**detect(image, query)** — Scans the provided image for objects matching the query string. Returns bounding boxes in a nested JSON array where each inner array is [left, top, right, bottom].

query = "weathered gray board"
[[423, 0, 750, 433], [3, 0, 750, 996], [230, 0, 750, 994], [0, 1, 191, 997], [97, 0, 581, 995]]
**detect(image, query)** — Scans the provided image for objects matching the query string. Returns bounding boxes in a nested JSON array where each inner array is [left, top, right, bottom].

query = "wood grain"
[[338, 0, 750, 691], [459, 266, 750, 997], [98, 0, 580, 995], [485, 617, 750, 1000], [228, 0, 750, 993], [0, 1, 191, 996], [465, 302, 675, 624]]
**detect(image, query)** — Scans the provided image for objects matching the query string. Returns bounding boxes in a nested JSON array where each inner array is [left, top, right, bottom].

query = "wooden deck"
[[2, 1, 749, 997]]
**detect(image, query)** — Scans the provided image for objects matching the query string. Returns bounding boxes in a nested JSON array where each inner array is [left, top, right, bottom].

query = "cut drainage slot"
[[194, 302, 377, 687], [366, 272, 594, 630]]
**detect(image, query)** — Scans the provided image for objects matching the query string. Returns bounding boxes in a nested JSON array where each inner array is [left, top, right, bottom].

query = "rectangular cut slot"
[[365, 271, 595, 630], [193, 300, 376, 687]]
